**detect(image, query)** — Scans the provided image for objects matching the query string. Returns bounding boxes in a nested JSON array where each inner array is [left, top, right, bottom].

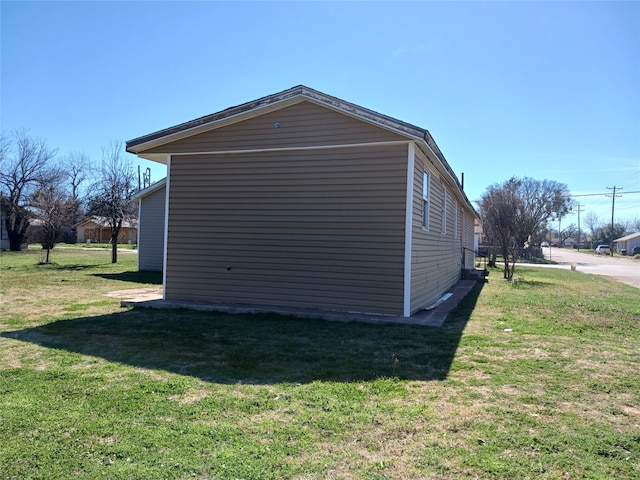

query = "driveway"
[[536, 247, 640, 288]]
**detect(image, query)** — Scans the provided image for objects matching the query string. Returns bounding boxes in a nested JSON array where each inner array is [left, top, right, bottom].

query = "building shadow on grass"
[[2, 283, 482, 384], [92, 271, 163, 284], [48, 263, 106, 271]]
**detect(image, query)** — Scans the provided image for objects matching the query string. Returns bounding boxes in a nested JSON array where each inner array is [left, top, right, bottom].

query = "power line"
[[576, 204, 584, 250], [571, 190, 640, 198]]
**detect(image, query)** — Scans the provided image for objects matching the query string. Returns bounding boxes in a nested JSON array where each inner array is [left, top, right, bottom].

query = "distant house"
[[75, 216, 138, 244], [126, 85, 479, 318], [614, 231, 640, 255], [133, 178, 166, 271]]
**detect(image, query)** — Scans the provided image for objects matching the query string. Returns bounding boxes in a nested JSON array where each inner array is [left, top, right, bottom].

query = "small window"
[[422, 171, 429, 229]]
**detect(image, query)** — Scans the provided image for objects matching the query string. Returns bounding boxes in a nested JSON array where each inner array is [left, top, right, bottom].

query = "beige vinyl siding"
[[462, 209, 476, 269], [410, 151, 463, 314], [138, 185, 166, 271], [165, 144, 408, 315], [144, 101, 405, 155]]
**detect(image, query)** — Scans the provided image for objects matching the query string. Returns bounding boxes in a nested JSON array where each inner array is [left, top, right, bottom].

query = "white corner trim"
[[136, 201, 142, 271], [403, 143, 415, 317], [162, 155, 171, 300]]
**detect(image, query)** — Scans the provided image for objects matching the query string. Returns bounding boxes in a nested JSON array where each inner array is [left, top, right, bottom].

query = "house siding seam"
[[164, 144, 408, 315]]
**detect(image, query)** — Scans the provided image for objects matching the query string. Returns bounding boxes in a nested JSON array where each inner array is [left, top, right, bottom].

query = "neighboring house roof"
[[133, 177, 167, 201], [126, 85, 477, 216], [614, 231, 640, 242], [74, 216, 138, 229]]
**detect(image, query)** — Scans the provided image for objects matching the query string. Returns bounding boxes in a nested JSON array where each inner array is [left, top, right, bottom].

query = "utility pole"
[[605, 186, 623, 254], [576, 204, 584, 251]]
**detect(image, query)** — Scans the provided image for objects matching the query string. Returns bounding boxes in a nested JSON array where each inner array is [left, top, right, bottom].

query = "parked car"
[[541, 241, 550, 248], [595, 245, 611, 255], [632, 246, 640, 256]]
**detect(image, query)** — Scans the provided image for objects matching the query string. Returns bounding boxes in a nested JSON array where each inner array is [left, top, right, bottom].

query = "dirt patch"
[[105, 287, 162, 301]]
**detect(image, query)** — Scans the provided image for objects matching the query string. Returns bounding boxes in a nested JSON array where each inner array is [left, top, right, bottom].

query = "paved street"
[[535, 247, 640, 289]]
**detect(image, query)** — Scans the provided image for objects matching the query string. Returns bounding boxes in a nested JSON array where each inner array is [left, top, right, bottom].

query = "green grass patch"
[[0, 249, 638, 478], [64, 300, 115, 312]]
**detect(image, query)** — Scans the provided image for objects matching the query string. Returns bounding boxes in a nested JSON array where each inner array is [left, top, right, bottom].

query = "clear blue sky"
[[2, 1, 639, 227]]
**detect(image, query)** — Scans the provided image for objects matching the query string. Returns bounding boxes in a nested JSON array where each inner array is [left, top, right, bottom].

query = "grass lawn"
[[57, 242, 138, 250], [0, 248, 638, 479]]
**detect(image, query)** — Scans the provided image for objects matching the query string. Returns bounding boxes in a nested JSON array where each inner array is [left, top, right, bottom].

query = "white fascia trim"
[[157, 140, 411, 157], [162, 155, 171, 300], [301, 95, 426, 141], [403, 143, 415, 317]]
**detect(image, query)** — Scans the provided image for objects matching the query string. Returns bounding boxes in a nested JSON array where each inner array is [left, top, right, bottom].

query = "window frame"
[[422, 171, 430, 230]]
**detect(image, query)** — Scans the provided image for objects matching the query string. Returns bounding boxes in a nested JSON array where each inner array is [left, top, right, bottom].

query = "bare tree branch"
[[86, 141, 137, 263], [0, 129, 57, 251], [479, 177, 572, 280], [31, 169, 71, 262]]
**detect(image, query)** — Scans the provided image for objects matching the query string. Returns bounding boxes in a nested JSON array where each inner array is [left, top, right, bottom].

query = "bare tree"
[[479, 179, 521, 279], [31, 169, 71, 263], [516, 178, 572, 248], [479, 177, 572, 280], [63, 151, 92, 199], [0, 129, 57, 251], [617, 220, 630, 236], [86, 142, 137, 263], [62, 151, 92, 240], [583, 211, 601, 238], [559, 223, 578, 247]]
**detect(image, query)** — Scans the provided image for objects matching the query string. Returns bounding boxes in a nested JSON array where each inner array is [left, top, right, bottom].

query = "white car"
[[595, 245, 611, 255], [541, 242, 550, 248]]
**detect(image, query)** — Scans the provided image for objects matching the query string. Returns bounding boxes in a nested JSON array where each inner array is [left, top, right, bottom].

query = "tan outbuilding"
[[126, 86, 478, 318]]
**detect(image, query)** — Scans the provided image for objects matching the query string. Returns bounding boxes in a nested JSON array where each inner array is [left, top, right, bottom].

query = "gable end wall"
[[144, 101, 406, 155], [165, 142, 409, 315]]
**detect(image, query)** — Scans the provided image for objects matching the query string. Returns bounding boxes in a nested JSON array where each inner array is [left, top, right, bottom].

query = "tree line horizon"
[[1, 129, 638, 274], [1, 129, 137, 263]]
